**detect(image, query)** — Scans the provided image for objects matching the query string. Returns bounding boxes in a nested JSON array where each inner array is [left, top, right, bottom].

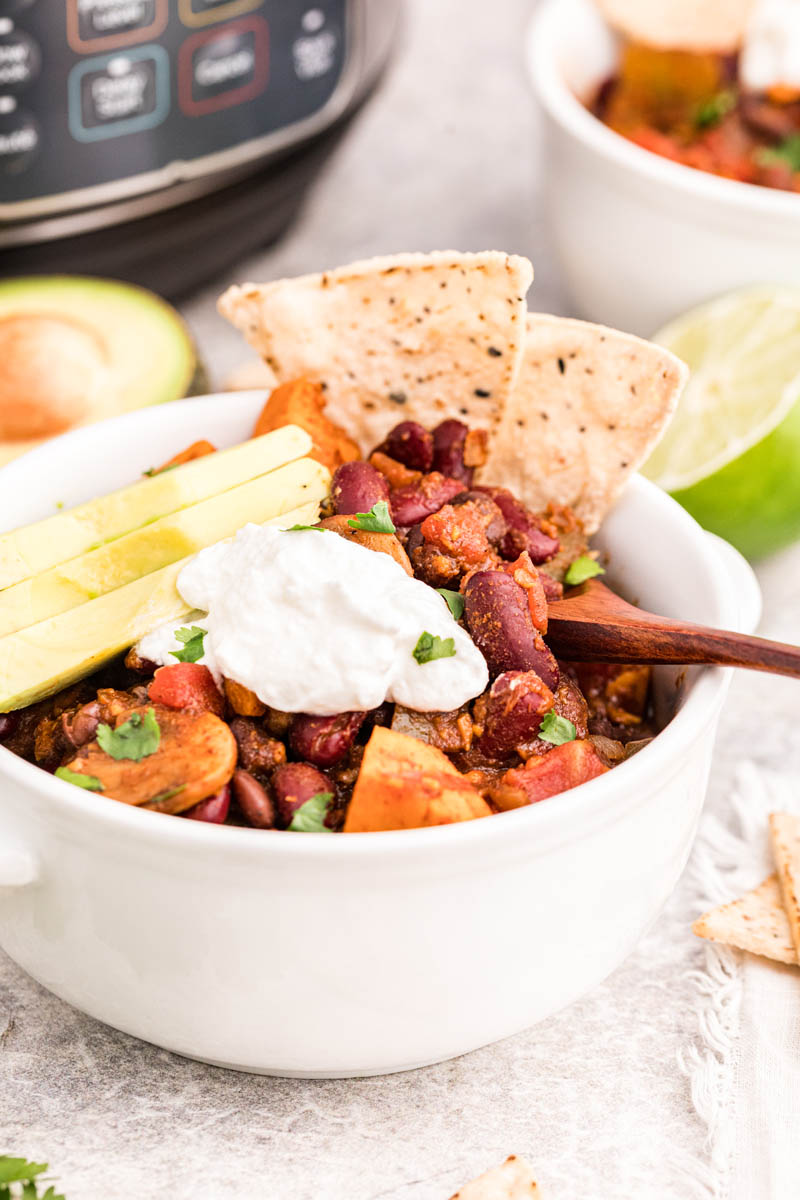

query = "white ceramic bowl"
[[529, 0, 800, 336], [0, 393, 760, 1077]]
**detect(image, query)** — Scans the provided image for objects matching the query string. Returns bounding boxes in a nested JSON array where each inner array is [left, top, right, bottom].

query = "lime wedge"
[[643, 286, 800, 559]]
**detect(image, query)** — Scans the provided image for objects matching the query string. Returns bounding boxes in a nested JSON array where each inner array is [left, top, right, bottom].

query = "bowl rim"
[[528, 0, 800, 221], [0, 392, 751, 862]]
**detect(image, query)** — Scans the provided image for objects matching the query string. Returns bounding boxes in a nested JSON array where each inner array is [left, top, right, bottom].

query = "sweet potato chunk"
[[254, 377, 360, 472], [489, 739, 608, 811], [344, 726, 491, 832], [150, 440, 217, 474], [319, 514, 413, 575], [224, 678, 267, 717], [62, 705, 237, 813]]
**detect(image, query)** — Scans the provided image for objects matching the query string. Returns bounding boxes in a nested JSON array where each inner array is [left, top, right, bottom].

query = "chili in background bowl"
[[0, 392, 759, 1076], [529, 0, 800, 336]]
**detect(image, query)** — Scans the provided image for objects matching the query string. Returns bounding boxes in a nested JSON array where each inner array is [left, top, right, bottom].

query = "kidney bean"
[[376, 421, 434, 471], [331, 461, 389, 516], [231, 768, 276, 829], [464, 570, 559, 689], [478, 671, 555, 760], [60, 701, 101, 749], [184, 784, 231, 824], [476, 486, 559, 565], [289, 711, 366, 768], [0, 712, 19, 742], [272, 762, 333, 828], [432, 419, 472, 484], [230, 717, 286, 773], [390, 472, 465, 527], [538, 571, 563, 602]]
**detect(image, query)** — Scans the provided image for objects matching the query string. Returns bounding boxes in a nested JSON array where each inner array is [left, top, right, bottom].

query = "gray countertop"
[[4, 2, 800, 1196]]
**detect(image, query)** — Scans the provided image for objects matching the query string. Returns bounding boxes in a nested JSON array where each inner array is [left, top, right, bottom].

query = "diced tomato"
[[489, 739, 608, 810], [499, 552, 548, 634], [148, 663, 225, 717]]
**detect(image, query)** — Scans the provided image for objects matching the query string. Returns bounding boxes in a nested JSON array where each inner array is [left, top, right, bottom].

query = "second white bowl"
[[529, 0, 800, 336]]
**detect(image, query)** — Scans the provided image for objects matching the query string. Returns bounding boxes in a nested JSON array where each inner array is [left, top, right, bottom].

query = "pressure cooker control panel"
[[0, 0, 348, 217]]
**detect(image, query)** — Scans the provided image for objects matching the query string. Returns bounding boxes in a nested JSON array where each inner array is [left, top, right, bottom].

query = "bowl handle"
[[705, 532, 762, 635], [0, 850, 38, 889]]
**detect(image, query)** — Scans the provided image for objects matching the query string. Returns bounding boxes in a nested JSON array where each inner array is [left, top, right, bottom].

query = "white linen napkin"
[[681, 763, 800, 1200]]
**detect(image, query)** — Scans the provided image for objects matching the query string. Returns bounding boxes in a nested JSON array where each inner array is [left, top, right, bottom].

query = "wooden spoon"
[[546, 578, 800, 678]]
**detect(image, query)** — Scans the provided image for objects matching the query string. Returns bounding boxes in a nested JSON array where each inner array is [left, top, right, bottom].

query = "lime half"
[[643, 286, 800, 560]]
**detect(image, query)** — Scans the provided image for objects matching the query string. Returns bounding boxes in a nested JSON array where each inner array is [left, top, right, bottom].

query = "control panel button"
[[178, 17, 268, 116], [293, 26, 337, 81], [68, 45, 170, 141], [0, 26, 40, 90], [67, 0, 167, 53], [178, 0, 262, 29], [0, 96, 39, 173]]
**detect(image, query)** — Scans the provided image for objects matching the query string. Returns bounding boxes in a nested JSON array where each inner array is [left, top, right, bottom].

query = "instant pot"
[[0, 0, 401, 294]]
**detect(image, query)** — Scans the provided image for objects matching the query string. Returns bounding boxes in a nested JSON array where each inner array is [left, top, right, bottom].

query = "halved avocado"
[[0, 276, 205, 466]]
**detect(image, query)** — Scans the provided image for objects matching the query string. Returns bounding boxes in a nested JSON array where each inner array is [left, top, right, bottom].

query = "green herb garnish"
[[283, 523, 325, 532], [142, 463, 179, 478], [170, 625, 206, 664], [564, 555, 605, 587], [413, 631, 456, 664], [54, 766, 103, 792], [347, 501, 396, 534], [695, 88, 736, 129], [756, 133, 800, 172], [436, 588, 465, 620], [539, 712, 577, 745], [288, 791, 334, 832], [0, 1156, 65, 1199], [148, 784, 186, 807], [96, 707, 161, 762]]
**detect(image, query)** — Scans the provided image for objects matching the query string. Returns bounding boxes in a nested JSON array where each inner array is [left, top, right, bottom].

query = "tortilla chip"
[[769, 812, 800, 963], [595, 0, 756, 52], [692, 873, 798, 965], [449, 1156, 541, 1199], [218, 251, 533, 451], [479, 314, 687, 532]]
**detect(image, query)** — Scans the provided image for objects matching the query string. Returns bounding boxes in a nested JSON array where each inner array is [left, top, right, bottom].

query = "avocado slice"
[[0, 424, 312, 589], [0, 275, 206, 468], [0, 456, 329, 637], [0, 498, 322, 713]]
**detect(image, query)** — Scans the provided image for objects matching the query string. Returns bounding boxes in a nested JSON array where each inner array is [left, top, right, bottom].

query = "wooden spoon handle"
[[545, 616, 800, 679]]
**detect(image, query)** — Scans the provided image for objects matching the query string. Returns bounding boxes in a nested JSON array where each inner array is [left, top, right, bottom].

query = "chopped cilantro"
[[96, 707, 160, 762], [347, 501, 396, 534], [0, 1155, 65, 1199], [694, 88, 736, 129], [539, 712, 577, 745], [170, 625, 206, 664], [288, 791, 334, 832], [55, 766, 103, 792], [284, 523, 326, 532], [413, 631, 456, 664], [756, 133, 800, 172], [564, 555, 605, 586], [142, 463, 178, 478], [148, 784, 186, 807], [436, 588, 465, 620]]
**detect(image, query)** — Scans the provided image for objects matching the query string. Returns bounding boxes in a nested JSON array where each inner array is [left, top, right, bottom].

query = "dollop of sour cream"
[[137, 524, 488, 716], [742, 0, 800, 92]]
